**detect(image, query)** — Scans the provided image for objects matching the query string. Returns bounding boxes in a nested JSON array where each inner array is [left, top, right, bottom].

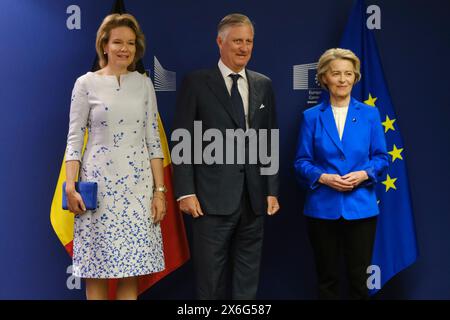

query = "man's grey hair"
[[217, 13, 254, 40]]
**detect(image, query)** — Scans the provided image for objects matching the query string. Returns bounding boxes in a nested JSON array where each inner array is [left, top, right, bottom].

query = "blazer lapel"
[[319, 102, 345, 154], [246, 70, 259, 128], [206, 67, 241, 128], [341, 98, 361, 147]]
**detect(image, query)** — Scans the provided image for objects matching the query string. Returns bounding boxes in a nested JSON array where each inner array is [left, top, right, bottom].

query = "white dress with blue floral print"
[[65, 71, 165, 278]]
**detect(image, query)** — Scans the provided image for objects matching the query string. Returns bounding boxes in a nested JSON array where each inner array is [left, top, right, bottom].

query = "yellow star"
[[364, 93, 378, 107], [388, 144, 404, 162], [382, 115, 396, 133], [382, 174, 397, 192]]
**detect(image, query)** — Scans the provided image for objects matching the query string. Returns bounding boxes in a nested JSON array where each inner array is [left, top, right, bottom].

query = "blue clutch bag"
[[62, 181, 98, 210]]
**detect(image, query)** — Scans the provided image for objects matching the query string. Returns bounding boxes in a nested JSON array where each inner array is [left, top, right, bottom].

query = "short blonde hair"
[[316, 48, 361, 89], [95, 13, 145, 71], [217, 13, 254, 39]]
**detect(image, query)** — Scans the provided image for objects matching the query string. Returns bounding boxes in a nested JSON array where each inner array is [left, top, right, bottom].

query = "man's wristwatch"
[[154, 185, 167, 193]]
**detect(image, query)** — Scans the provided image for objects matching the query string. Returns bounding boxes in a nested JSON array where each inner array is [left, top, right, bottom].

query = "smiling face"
[[103, 26, 136, 71], [217, 23, 254, 73], [322, 59, 356, 101]]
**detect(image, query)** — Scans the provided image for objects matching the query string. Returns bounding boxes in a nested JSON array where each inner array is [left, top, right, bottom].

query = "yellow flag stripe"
[[50, 155, 74, 247], [157, 114, 171, 167]]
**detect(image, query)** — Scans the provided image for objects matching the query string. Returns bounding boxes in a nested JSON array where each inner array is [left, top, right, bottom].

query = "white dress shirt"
[[218, 59, 250, 129], [331, 105, 349, 140]]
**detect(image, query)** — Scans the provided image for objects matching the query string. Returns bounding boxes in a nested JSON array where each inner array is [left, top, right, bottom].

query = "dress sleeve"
[[145, 77, 164, 160], [65, 78, 90, 162]]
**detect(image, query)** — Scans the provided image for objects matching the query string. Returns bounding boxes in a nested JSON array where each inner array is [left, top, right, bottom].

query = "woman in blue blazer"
[[294, 48, 389, 299]]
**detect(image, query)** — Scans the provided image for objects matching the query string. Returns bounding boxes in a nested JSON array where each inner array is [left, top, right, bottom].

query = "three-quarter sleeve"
[[65, 78, 90, 162], [145, 77, 164, 160]]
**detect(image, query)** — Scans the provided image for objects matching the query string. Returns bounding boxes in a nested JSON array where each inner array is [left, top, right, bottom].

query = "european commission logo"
[[153, 56, 176, 92], [293, 62, 323, 105]]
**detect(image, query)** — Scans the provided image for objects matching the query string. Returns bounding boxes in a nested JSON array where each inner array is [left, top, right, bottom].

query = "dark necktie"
[[229, 74, 246, 130]]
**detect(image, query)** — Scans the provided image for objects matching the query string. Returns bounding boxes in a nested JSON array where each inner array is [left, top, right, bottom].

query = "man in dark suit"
[[172, 13, 280, 299]]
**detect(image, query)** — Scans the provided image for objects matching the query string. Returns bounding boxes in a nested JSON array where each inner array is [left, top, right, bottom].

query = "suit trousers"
[[306, 216, 378, 300], [192, 185, 264, 300]]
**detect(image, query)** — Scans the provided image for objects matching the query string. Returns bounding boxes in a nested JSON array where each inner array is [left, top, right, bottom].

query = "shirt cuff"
[[177, 194, 196, 202]]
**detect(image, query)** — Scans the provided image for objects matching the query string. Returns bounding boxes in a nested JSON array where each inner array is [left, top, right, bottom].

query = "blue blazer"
[[294, 98, 389, 220]]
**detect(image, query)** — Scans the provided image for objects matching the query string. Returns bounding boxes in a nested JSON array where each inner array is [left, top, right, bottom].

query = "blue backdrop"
[[0, 0, 449, 299]]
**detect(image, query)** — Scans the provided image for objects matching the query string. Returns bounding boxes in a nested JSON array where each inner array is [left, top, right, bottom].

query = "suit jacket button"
[[340, 156, 345, 161]]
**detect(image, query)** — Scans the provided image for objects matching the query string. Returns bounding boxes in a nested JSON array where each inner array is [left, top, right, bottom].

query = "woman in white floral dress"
[[65, 14, 167, 300]]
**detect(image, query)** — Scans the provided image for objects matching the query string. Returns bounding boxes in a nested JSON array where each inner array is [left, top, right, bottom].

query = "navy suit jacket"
[[294, 98, 389, 220], [172, 67, 279, 216]]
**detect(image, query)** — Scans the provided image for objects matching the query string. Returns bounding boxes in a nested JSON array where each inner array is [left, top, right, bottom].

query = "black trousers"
[[191, 189, 264, 300], [307, 216, 378, 300]]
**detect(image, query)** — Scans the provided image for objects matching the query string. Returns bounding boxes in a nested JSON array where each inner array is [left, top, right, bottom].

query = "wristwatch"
[[154, 185, 167, 193]]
